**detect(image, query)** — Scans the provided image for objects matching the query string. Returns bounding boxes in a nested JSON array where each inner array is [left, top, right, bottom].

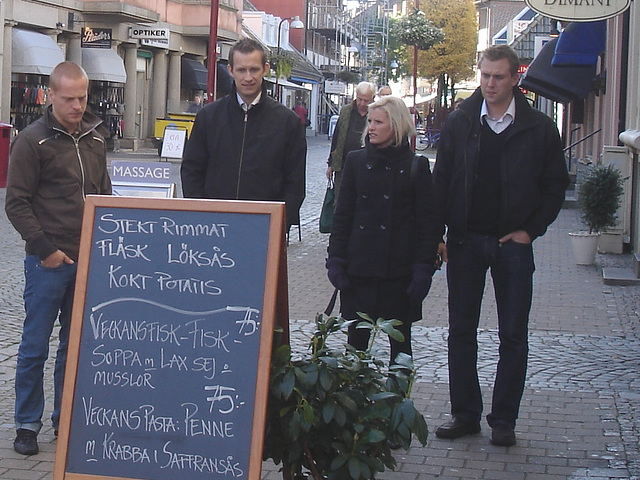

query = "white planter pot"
[[568, 231, 600, 265]]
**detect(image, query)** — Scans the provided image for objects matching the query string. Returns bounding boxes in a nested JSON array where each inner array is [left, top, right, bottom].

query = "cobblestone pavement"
[[0, 136, 639, 479]]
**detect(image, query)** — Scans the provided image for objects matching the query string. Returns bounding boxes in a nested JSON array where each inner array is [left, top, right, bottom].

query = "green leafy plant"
[[577, 164, 624, 233], [336, 70, 361, 84], [392, 10, 445, 51], [264, 313, 428, 480], [270, 52, 294, 80]]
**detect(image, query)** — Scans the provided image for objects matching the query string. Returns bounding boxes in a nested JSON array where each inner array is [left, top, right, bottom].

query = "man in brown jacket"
[[5, 61, 111, 455]]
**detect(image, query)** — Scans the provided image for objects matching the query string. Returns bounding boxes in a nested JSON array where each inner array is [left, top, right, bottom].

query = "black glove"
[[406, 263, 435, 304], [326, 257, 350, 290]]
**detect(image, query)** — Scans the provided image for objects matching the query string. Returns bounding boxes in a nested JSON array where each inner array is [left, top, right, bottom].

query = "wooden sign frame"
[[54, 195, 287, 480]]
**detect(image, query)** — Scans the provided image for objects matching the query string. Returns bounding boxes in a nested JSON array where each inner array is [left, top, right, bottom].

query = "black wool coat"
[[432, 87, 570, 243], [328, 140, 440, 279]]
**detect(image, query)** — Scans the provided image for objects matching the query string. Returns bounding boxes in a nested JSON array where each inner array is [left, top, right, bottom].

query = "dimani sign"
[[525, 0, 631, 22]]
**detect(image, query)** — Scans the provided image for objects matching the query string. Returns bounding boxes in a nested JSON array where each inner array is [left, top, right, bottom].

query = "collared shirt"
[[236, 92, 262, 112], [480, 96, 516, 134]]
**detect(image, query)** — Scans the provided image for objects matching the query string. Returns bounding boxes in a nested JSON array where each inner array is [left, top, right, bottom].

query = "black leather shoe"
[[490, 425, 516, 446], [387, 439, 402, 450], [435, 417, 481, 439], [14, 428, 39, 455]]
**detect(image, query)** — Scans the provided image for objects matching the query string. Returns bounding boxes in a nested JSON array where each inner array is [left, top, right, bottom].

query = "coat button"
[[383, 194, 390, 200], [362, 193, 369, 199], [359, 225, 365, 230], [380, 225, 386, 230]]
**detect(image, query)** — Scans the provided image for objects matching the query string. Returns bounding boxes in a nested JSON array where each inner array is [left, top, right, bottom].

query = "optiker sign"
[[525, 0, 631, 21], [129, 28, 170, 40]]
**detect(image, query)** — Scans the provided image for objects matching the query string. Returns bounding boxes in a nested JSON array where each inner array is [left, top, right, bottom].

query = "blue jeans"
[[446, 234, 534, 428], [15, 255, 77, 433]]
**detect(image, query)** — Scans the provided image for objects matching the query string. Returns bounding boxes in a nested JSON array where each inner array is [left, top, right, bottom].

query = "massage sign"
[[53, 196, 285, 480]]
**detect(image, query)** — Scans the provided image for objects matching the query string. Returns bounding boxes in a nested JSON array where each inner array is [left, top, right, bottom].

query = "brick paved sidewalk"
[[0, 137, 639, 479]]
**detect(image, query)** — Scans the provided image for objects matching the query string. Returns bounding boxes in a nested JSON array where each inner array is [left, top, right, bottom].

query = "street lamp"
[[389, 59, 398, 79], [206, 0, 219, 103], [275, 16, 304, 101]]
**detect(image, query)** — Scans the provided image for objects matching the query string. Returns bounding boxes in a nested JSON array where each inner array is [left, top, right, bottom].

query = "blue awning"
[[520, 37, 596, 103], [551, 21, 606, 67], [290, 76, 319, 85]]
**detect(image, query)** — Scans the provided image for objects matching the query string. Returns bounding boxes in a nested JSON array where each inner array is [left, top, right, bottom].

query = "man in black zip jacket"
[[181, 39, 306, 229], [432, 45, 569, 447]]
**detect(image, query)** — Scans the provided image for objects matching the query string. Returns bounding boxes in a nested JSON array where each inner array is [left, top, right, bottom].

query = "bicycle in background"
[[415, 127, 441, 151]]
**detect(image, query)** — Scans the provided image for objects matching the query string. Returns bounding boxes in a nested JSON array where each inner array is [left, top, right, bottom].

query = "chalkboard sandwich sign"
[[54, 195, 286, 480]]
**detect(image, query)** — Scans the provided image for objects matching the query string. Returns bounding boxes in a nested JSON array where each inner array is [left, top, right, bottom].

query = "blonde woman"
[[326, 95, 441, 362]]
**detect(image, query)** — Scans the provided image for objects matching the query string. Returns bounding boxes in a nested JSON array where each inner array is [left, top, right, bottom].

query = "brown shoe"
[[435, 417, 481, 439], [490, 425, 516, 446]]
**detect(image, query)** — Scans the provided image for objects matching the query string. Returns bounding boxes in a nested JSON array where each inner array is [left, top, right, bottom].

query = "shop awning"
[[551, 21, 606, 67], [265, 77, 311, 91], [82, 48, 127, 83], [402, 93, 437, 108], [217, 63, 233, 96], [182, 58, 207, 91], [12, 29, 64, 75], [519, 37, 596, 103]]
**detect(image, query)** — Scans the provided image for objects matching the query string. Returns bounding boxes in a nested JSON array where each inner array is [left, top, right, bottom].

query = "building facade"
[[512, 2, 640, 254], [0, 0, 243, 149]]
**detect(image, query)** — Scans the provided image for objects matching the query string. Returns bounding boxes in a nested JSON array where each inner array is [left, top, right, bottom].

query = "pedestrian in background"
[[432, 45, 569, 447], [187, 94, 203, 113], [326, 81, 375, 205], [293, 100, 308, 126], [326, 95, 440, 364], [181, 38, 306, 230], [377, 85, 392, 98], [5, 61, 112, 455]]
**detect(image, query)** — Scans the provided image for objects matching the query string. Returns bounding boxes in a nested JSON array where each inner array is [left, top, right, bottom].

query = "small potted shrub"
[[569, 164, 624, 265], [264, 313, 428, 480]]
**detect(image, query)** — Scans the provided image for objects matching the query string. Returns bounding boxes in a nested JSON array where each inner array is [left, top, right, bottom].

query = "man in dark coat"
[[181, 39, 306, 229], [325, 81, 375, 204], [432, 45, 569, 447]]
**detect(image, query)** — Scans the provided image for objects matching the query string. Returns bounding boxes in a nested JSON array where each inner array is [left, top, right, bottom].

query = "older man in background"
[[326, 81, 376, 204]]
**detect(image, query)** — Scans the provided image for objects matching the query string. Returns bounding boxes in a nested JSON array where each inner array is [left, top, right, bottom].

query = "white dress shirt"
[[480, 97, 516, 134], [236, 92, 262, 112]]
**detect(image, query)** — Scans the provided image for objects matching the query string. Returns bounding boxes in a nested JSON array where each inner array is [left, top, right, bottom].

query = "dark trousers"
[[446, 234, 534, 428], [340, 275, 419, 364]]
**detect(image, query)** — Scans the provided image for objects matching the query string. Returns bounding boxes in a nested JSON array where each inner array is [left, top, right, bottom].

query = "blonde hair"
[[364, 95, 416, 147]]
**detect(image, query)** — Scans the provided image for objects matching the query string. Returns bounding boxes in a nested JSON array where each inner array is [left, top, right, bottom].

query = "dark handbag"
[[319, 178, 335, 233]]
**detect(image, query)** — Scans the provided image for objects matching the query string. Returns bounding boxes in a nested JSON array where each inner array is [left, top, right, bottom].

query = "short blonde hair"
[[365, 95, 416, 147], [50, 62, 88, 91]]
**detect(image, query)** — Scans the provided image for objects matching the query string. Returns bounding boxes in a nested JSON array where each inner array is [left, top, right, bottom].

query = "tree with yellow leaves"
[[392, 0, 476, 126]]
